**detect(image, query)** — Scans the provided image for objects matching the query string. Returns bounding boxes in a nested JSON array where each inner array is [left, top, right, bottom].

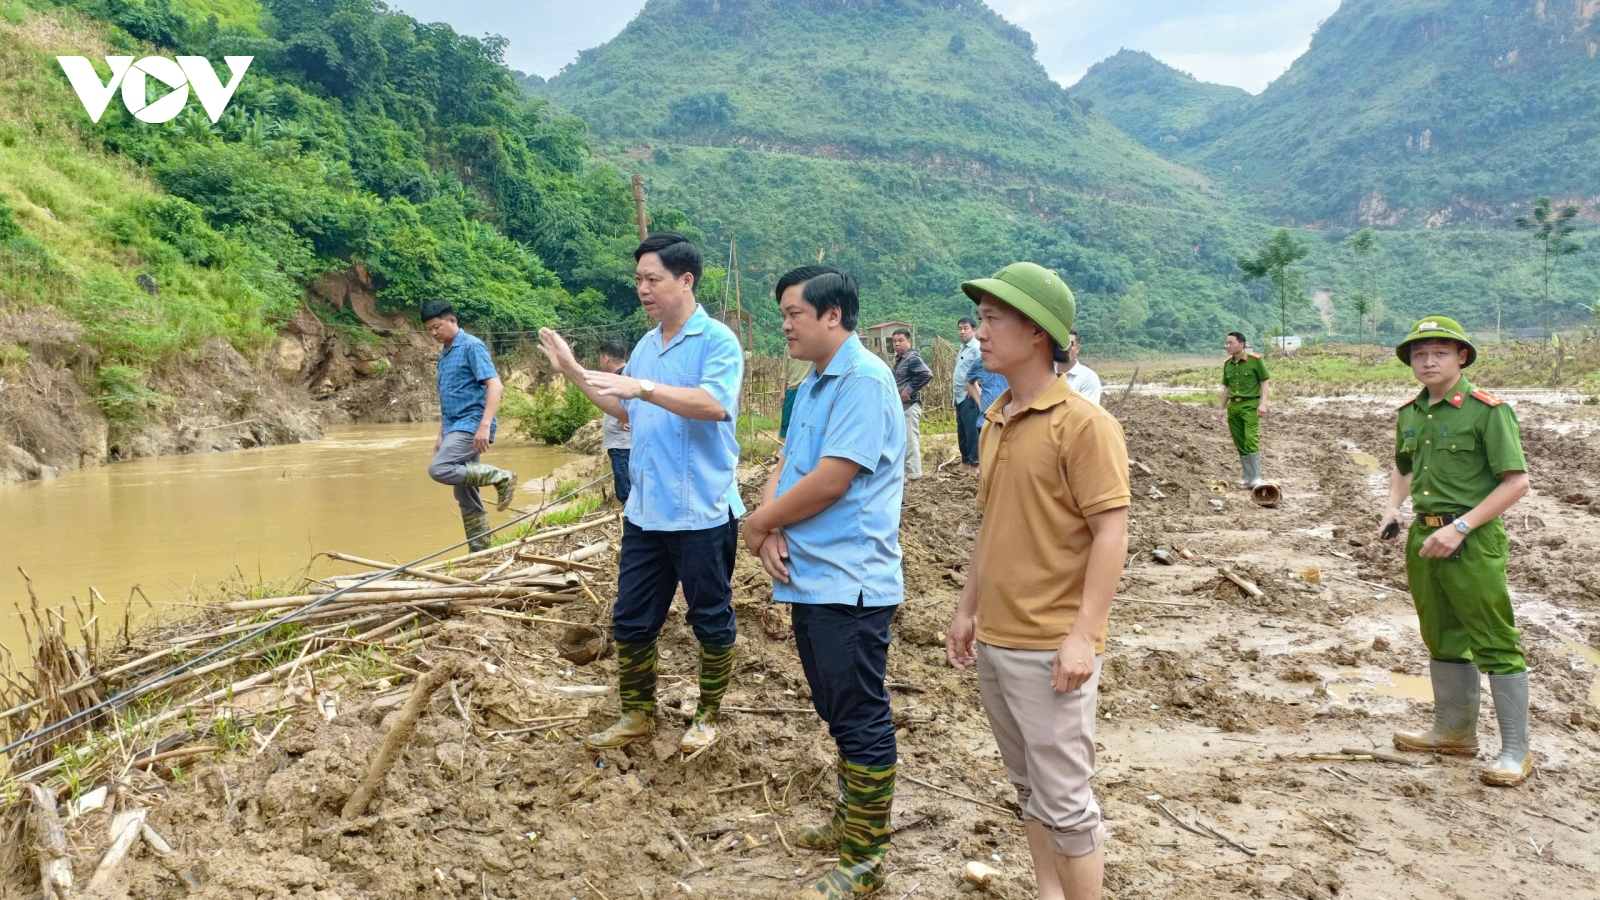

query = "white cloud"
[[383, 0, 1340, 91]]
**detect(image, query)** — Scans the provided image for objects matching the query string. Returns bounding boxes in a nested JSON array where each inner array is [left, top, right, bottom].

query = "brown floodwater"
[[0, 424, 572, 657]]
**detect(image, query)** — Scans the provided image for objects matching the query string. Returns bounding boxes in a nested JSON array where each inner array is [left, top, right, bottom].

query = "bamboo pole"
[[416, 513, 620, 571], [221, 585, 541, 612], [321, 553, 473, 586]]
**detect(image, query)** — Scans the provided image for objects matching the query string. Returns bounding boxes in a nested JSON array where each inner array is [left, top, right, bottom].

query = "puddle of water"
[[0, 424, 574, 656], [1328, 669, 1434, 704], [1558, 637, 1600, 710]]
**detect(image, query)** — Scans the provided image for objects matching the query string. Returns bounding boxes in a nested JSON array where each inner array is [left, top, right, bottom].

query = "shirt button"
[[1451, 445, 1457, 450], [1423, 491, 1430, 496], [1425, 440, 1431, 445]]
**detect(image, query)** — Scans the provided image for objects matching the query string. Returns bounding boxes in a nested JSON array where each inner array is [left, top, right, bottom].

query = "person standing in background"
[[1218, 331, 1271, 487], [597, 340, 632, 506], [890, 328, 932, 482], [424, 301, 519, 552], [953, 317, 982, 474], [1062, 331, 1103, 405]]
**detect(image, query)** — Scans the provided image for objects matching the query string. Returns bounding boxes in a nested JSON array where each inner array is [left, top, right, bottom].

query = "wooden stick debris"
[[344, 659, 458, 819], [1218, 568, 1265, 599], [29, 783, 72, 900], [130, 745, 221, 770], [87, 808, 148, 892], [1114, 595, 1213, 609], [322, 552, 473, 585], [514, 553, 606, 573], [1337, 747, 1425, 767], [900, 774, 1014, 815], [669, 826, 709, 875], [419, 513, 620, 570], [1299, 810, 1386, 855]]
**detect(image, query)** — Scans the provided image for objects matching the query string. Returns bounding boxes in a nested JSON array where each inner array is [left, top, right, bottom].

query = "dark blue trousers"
[[956, 397, 981, 465], [613, 514, 738, 647], [607, 449, 632, 506], [791, 600, 898, 767]]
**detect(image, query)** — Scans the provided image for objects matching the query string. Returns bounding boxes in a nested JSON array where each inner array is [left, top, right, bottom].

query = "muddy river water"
[[0, 424, 572, 656]]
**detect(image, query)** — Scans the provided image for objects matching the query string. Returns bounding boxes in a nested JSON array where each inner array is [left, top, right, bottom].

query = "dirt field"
[[11, 392, 1600, 900]]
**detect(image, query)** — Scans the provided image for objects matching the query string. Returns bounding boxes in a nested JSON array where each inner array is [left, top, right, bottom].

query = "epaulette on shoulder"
[[1470, 388, 1504, 407], [1248, 352, 1263, 359]]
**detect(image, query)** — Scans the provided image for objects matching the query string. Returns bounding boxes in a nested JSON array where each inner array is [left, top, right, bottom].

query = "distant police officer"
[[1379, 317, 1533, 786], [1217, 331, 1270, 486]]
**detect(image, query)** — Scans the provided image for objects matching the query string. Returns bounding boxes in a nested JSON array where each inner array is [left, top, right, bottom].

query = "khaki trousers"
[[903, 402, 923, 479]]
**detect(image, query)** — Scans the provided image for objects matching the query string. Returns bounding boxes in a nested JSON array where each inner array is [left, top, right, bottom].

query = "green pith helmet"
[[961, 262, 1075, 349], [1396, 315, 1477, 368]]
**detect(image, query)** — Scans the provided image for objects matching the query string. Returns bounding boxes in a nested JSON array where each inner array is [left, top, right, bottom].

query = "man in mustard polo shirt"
[[1380, 316, 1533, 786], [945, 263, 1131, 899]]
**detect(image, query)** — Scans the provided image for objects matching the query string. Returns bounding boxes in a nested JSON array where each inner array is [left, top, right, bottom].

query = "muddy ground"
[[12, 393, 1600, 899]]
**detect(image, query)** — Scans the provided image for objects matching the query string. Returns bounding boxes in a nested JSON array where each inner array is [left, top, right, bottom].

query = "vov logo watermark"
[[56, 56, 252, 124]]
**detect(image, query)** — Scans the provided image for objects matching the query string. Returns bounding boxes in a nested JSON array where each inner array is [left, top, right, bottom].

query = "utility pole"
[[631, 173, 650, 241]]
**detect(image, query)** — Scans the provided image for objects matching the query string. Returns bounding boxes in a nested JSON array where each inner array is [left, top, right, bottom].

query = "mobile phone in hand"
[[1381, 520, 1400, 541]]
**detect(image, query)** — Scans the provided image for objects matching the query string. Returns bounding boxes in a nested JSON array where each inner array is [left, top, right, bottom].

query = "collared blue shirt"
[[621, 304, 747, 531], [952, 337, 981, 405], [437, 330, 498, 440], [967, 355, 1010, 413], [772, 335, 905, 607]]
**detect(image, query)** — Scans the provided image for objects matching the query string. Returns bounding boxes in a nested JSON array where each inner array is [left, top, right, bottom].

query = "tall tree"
[[1514, 196, 1581, 343], [1238, 229, 1310, 351], [1342, 228, 1378, 343]]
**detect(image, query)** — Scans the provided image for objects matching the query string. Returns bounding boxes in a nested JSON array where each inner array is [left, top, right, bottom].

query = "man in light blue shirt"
[[967, 352, 1010, 414], [952, 317, 982, 474], [741, 265, 904, 899], [539, 233, 745, 755]]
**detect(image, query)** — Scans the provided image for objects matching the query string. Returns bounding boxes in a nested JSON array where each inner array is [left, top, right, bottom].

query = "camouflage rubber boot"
[[1393, 659, 1480, 757], [681, 642, 736, 753], [463, 462, 520, 511], [585, 640, 658, 750], [794, 759, 847, 852], [461, 509, 492, 553], [794, 761, 895, 899]]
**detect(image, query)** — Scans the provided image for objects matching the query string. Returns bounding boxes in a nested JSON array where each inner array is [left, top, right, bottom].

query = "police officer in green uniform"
[[1379, 316, 1533, 786], [1217, 331, 1271, 485]]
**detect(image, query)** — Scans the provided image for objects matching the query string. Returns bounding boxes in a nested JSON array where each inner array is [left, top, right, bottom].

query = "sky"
[[385, 0, 1343, 94]]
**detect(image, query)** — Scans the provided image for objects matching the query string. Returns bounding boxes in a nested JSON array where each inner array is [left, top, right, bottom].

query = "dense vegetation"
[[1, 0, 674, 390], [1068, 50, 1249, 149]]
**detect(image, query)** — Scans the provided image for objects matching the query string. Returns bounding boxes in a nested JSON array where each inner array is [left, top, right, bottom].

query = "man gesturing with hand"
[[945, 263, 1130, 900]]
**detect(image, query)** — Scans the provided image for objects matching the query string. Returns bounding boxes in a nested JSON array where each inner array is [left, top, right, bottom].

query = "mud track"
[[38, 395, 1600, 899]]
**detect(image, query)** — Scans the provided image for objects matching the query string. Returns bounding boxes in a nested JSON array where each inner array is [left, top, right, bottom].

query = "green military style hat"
[[960, 262, 1075, 348], [1395, 315, 1477, 368]]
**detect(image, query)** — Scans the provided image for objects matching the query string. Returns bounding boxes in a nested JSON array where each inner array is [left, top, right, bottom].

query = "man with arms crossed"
[[890, 328, 932, 482], [946, 263, 1130, 900], [423, 301, 518, 552], [743, 266, 905, 900], [539, 233, 745, 755], [1380, 317, 1533, 786]]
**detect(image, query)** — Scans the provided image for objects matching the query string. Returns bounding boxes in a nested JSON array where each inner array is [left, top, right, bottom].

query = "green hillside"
[[1172, 0, 1600, 226], [0, 0, 664, 388], [1069, 49, 1250, 150]]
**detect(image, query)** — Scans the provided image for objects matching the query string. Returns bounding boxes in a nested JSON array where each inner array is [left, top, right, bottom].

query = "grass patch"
[[1160, 391, 1216, 404]]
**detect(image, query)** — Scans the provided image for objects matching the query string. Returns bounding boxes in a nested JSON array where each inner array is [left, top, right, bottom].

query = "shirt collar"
[[650, 304, 710, 352], [817, 334, 864, 380], [1413, 375, 1473, 410], [984, 374, 1071, 424]]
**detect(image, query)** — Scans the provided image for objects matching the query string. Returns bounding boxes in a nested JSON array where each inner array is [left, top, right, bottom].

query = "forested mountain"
[[1069, 50, 1250, 150], [1087, 0, 1600, 228]]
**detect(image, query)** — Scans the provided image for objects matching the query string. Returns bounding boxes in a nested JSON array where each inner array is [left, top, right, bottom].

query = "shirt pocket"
[[1435, 434, 1480, 480]]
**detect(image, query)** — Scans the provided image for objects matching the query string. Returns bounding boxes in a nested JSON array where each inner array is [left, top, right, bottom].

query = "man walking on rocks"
[[743, 266, 904, 900], [953, 317, 982, 474], [946, 263, 1130, 900], [1380, 317, 1533, 786], [890, 328, 932, 482], [423, 301, 518, 553], [1218, 331, 1270, 486], [539, 233, 745, 755]]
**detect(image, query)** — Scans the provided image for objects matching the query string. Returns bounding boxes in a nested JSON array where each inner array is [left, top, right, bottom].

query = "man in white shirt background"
[[1061, 330, 1102, 405]]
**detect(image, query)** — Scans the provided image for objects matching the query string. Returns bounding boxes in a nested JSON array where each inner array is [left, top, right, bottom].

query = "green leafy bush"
[[508, 382, 599, 444], [95, 365, 171, 422]]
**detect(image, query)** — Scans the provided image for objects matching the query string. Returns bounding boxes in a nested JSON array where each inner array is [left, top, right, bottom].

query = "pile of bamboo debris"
[[0, 510, 623, 794]]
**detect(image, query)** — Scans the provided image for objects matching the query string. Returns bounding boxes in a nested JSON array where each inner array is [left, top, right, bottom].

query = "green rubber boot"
[[463, 462, 519, 511], [1394, 659, 1480, 757], [794, 759, 847, 852], [795, 761, 895, 899], [586, 640, 658, 750], [461, 509, 492, 553], [681, 642, 736, 753], [1482, 671, 1534, 787]]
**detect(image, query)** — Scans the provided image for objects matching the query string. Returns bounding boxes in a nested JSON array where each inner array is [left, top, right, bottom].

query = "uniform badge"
[[1403, 429, 1415, 437], [1449, 392, 1464, 407]]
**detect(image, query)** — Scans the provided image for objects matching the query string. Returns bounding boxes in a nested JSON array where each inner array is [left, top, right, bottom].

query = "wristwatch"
[[1453, 519, 1472, 536], [638, 379, 656, 401]]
